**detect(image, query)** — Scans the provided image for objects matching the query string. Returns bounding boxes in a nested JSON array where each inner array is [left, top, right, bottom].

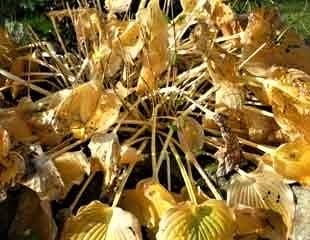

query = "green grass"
[[233, 0, 310, 38], [279, 1, 310, 38]]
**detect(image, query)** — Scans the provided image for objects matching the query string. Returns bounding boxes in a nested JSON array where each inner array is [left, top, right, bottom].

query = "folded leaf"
[[156, 200, 235, 240], [61, 201, 142, 240]]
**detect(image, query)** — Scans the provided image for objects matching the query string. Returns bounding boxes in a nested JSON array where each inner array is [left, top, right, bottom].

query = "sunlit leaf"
[[54, 151, 90, 197], [120, 145, 141, 164], [177, 116, 204, 154], [269, 137, 310, 186], [241, 8, 310, 75], [106, 0, 132, 13], [119, 178, 176, 231], [0, 152, 25, 195], [22, 149, 64, 200], [267, 87, 310, 141], [234, 206, 287, 240], [88, 132, 120, 186], [0, 127, 10, 159], [136, 0, 168, 93], [156, 200, 235, 240], [227, 163, 295, 233], [61, 201, 142, 240]]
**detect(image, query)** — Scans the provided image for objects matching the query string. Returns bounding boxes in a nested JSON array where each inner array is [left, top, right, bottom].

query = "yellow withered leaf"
[[180, 0, 199, 12], [265, 67, 310, 105], [120, 145, 141, 164], [0, 111, 33, 142], [177, 116, 204, 154], [227, 163, 295, 234], [0, 28, 15, 68], [8, 188, 57, 240], [22, 155, 64, 200], [54, 151, 90, 197], [234, 206, 287, 240], [88, 132, 120, 186], [61, 201, 142, 240], [269, 137, 310, 186], [267, 87, 310, 141], [119, 178, 176, 231], [241, 8, 310, 75], [56, 82, 121, 139], [0, 152, 25, 193], [56, 80, 101, 125], [215, 83, 245, 112], [156, 200, 235, 240], [106, 0, 132, 13], [0, 127, 10, 159], [136, 0, 168, 94], [85, 90, 122, 135]]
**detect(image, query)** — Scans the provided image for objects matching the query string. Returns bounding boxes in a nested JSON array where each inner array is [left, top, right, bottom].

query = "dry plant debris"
[[1, 0, 310, 239]]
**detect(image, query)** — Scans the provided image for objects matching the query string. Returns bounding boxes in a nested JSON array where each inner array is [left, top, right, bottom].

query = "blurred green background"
[[0, 0, 309, 44]]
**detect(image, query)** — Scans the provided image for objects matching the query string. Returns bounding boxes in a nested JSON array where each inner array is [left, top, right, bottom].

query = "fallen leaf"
[[234, 205, 287, 240], [54, 151, 90, 197], [61, 201, 142, 240], [227, 163, 295, 235], [269, 137, 310, 186], [177, 116, 204, 154], [22, 148, 64, 200], [88, 132, 121, 187], [156, 199, 235, 240], [136, 0, 168, 93], [119, 178, 176, 231]]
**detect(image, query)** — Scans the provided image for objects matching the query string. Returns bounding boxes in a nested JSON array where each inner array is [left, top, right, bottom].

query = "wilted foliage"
[[2, 0, 310, 239]]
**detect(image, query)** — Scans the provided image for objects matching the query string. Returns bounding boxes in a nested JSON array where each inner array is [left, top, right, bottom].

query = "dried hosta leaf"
[[84, 89, 122, 136], [268, 87, 310, 141], [227, 163, 295, 234], [177, 116, 204, 154], [215, 84, 245, 112], [90, 20, 143, 78], [0, 28, 15, 68], [242, 107, 284, 144], [156, 200, 235, 240], [214, 113, 243, 176], [269, 137, 310, 186], [241, 8, 310, 75], [8, 188, 56, 240], [56, 80, 101, 127], [88, 132, 120, 186], [54, 151, 90, 197], [265, 67, 310, 105], [0, 127, 10, 159], [7, 55, 40, 99], [22, 153, 64, 200], [136, 0, 168, 93], [114, 22, 144, 62], [106, 0, 132, 13], [56, 82, 121, 139], [120, 145, 141, 164], [208, 0, 242, 38], [61, 201, 142, 240], [0, 152, 25, 194], [49, 8, 104, 50], [119, 178, 176, 231], [207, 47, 241, 85], [180, 0, 196, 12], [234, 206, 287, 240], [0, 111, 33, 142]]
